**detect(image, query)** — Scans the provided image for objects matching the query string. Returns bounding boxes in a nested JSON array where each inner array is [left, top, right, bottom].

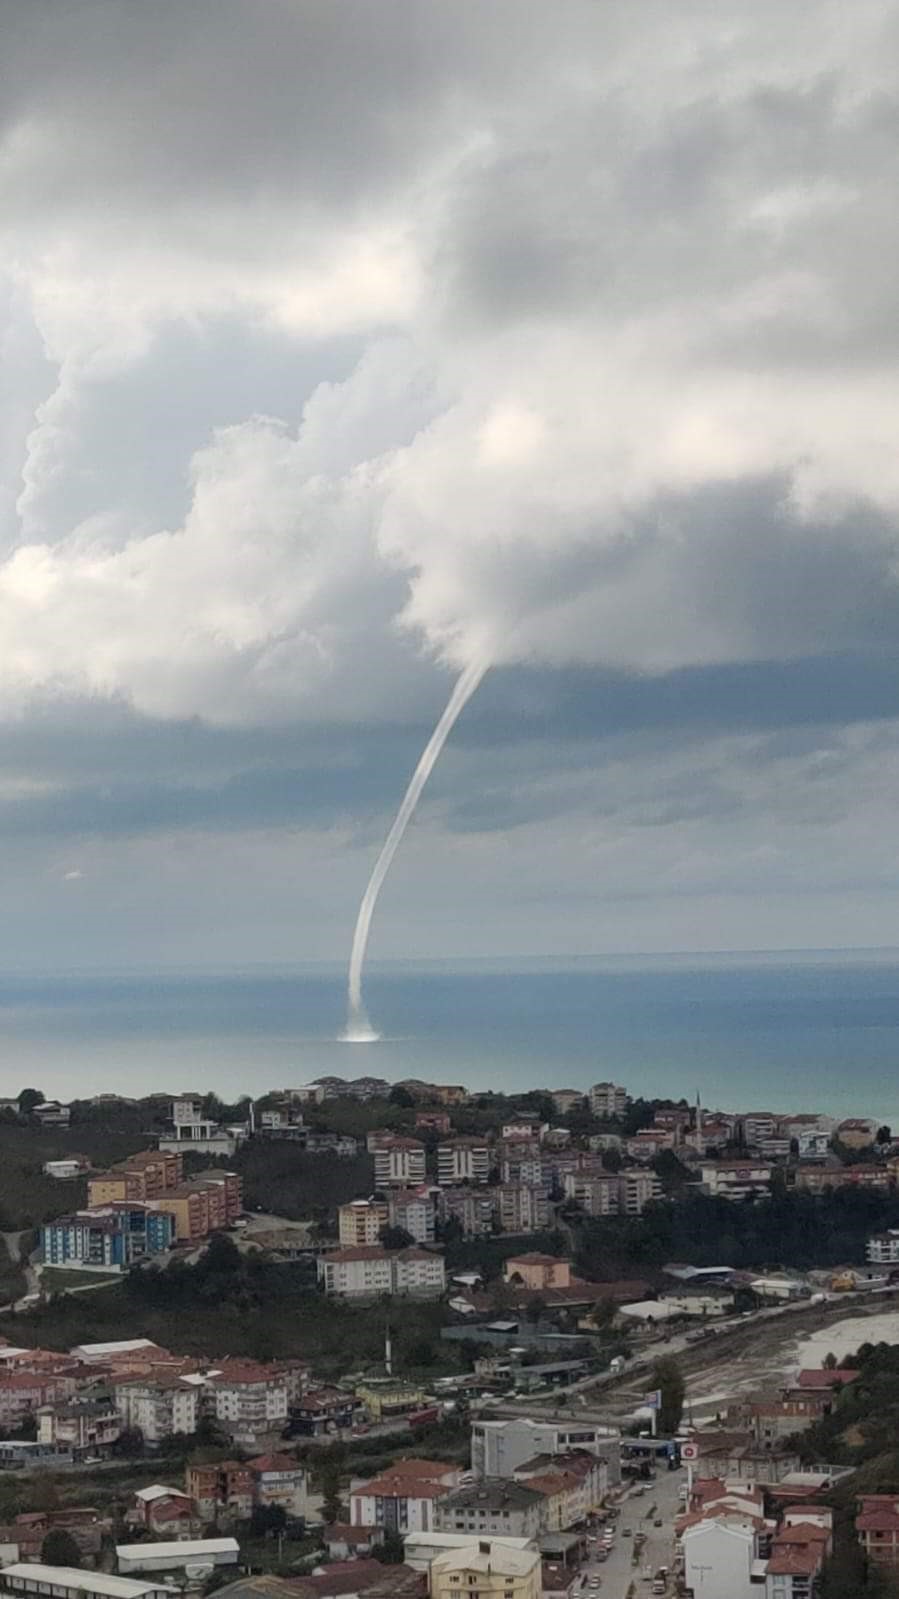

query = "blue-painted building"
[[41, 1204, 174, 1272]]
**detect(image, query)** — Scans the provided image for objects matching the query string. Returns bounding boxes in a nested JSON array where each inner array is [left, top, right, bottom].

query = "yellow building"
[[338, 1198, 388, 1248], [355, 1378, 426, 1422], [503, 1252, 572, 1291], [430, 1541, 541, 1599]]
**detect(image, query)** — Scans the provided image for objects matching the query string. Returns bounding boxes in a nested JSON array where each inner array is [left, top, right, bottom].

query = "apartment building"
[[436, 1138, 490, 1186], [158, 1174, 243, 1241], [158, 1095, 243, 1158], [563, 1172, 622, 1215], [497, 1184, 550, 1233], [471, 1417, 620, 1483], [856, 1495, 899, 1570], [619, 1168, 662, 1213], [498, 1142, 546, 1187], [589, 1082, 629, 1118], [513, 1450, 603, 1528], [440, 1187, 496, 1237], [128, 1486, 198, 1539], [429, 1542, 540, 1599], [550, 1090, 585, 1115], [41, 1204, 175, 1272], [791, 1163, 890, 1194], [247, 1454, 310, 1517], [88, 1151, 183, 1207], [351, 1458, 461, 1533], [188, 1169, 243, 1222], [387, 1187, 437, 1244], [0, 1373, 72, 1429], [435, 1480, 545, 1539], [372, 1137, 427, 1188], [415, 1110, 452, 1134], [700, 1160, 774, 1200], [206, 1362, 290, 1443], [291, 1387, 357, 1436], [317, 1246, 445, 1298], [37, 1399, 120, 1456], [186, 1461, 255, 1521], [112, 1374, 200, 1441], [338, 1198, 388, 1248], [868, 1229, 899, 1265], [741, 1112, 779, 1146]]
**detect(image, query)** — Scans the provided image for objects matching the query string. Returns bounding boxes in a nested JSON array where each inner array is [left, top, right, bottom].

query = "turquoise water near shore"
[[1, 950, 899, 1118]]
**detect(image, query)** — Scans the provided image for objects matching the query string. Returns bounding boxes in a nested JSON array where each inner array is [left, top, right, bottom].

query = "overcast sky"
[[2, 0, 899, 972]]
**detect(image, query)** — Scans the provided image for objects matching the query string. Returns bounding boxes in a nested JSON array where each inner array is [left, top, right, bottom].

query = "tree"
[[249, 1503, 286, 1538], [601, 1147, 623, 1173], [379, 1225, 415, 1251], [388, 1086, 415, 1108], [823, 1351, 838, 1369], [373, 1528, 406, 1565], [652, 1356, 685, 1435], [877, 1125, 893, 1145], [42, 1530, 82, 1568], [17, 1089, 44, 1115]]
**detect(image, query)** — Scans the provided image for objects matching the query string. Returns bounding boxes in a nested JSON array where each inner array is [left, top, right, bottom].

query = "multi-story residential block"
[[867, 1228, 899, 1265], [434, 1480, 545, 1539], [700, 1160, 774, 1200], [155, 1173, 242, 1241], [112, 1374, 200, 1442], [765, 1521, 829, 1596], [387, 1187, 437, 1244], [497, 1184, 551, 1233], [498, 1141, 546, 1187], [626, 1128, 674, 1162], [471, 1417, 620, 1484], [88, 1151, 184, 1207], [206, 1361, 290, 1444], [354, 1380, 428, 1423], [795, 1129, 831, 1159], [41, 1204, 175, 1272], [619, 1168, 663, 1213], [563, 1172, 619, 1215], [550, 1090, 585, 1115], [372, 1137, 427, 1188], [741, 1112, 778, 1146], [32, 1101, 71, 1128], [338, 1198, 389, 1248], [291, 1387, 358, 1436], [501, 1118, 546, 1142], [247, 1453, 310, 1517], [36, 1399, 120, 1457], [513, 1450, 603, 1529], [589, 1082, 629, 1119], [429, 1542, 540, 1599], [186, 1461, 255, 1521], [350, 1457, 461, 1533], [436, 1138, 490, 1186], [157, 1095, 244, 1158], [0, 1373, 72, 1429], [856, 1496, 899, 1571], [187, 1169, 243, 1222], [440, 1187, 496, 1237], [791, 1163, 891, 1194], [759, 1137, 793, 1161], [317, 1246, 445, 1298]]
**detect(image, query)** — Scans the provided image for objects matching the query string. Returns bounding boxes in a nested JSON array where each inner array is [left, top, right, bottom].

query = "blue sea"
[[2, 951, 899, 1119]]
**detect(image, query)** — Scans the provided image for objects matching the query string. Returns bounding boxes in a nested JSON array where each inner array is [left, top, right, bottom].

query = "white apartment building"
[[471, 1418, 620, 1484], [682, 1517, 766, 1599], [430, 1541, 541, 1599], [350, 1460, 460, 1533], [497, 1184, 550, 1233], [158, 1096, 241, 1158], [338, 1197, 388, 1248], [700, 1160, 774, 1200], [499, 1144, 546, 1186], [867, 1228, 899, 1265], [436, 1139, 490, 1186], [317, 1246, 445, 1298], [206, 1364, 290, 1443], [563, 1173, 619, 1214], [619, 1167, 662, 1213], [388, 1187, 437, 1244], [113, 1376, 200, 1442], [589, 1082, 629, 1119], [372, 1138, 427, 1188]]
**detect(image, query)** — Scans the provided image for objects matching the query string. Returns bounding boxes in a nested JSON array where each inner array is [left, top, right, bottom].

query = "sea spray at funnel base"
[[344, 658, 488, 1039]]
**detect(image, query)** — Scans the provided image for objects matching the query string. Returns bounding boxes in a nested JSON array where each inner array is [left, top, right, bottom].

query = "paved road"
[[579, 1465, 684, 1599]]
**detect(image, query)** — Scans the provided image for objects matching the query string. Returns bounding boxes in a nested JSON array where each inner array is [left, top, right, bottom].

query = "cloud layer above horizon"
[[2, 0, 899, 967]]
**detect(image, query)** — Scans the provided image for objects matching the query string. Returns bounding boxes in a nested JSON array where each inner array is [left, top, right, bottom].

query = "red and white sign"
[[681, 1441, 698, 1461]]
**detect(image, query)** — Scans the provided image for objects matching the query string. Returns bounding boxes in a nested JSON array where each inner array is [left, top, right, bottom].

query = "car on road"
[[623, 1527, 632, 1537], [654, 1518, 663, 1527]]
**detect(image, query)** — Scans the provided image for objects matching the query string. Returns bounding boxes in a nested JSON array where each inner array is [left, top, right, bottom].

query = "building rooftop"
[[117, 1539, 239, 1561], [0, 1566, 176, 1599], [438, 1479, 544, 1512], [431, 1542, 540, 1578]]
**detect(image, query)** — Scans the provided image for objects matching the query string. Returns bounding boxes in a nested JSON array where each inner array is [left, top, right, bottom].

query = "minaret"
[[385, 1324, 393, 1377], [694, 1089, 703, 1150]]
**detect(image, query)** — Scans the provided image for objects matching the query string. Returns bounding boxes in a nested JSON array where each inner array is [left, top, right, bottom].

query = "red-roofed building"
[[350, 1458, 461, 1533], [247, 1453, 309, 1516], [857, 1495, 899, 1569]]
